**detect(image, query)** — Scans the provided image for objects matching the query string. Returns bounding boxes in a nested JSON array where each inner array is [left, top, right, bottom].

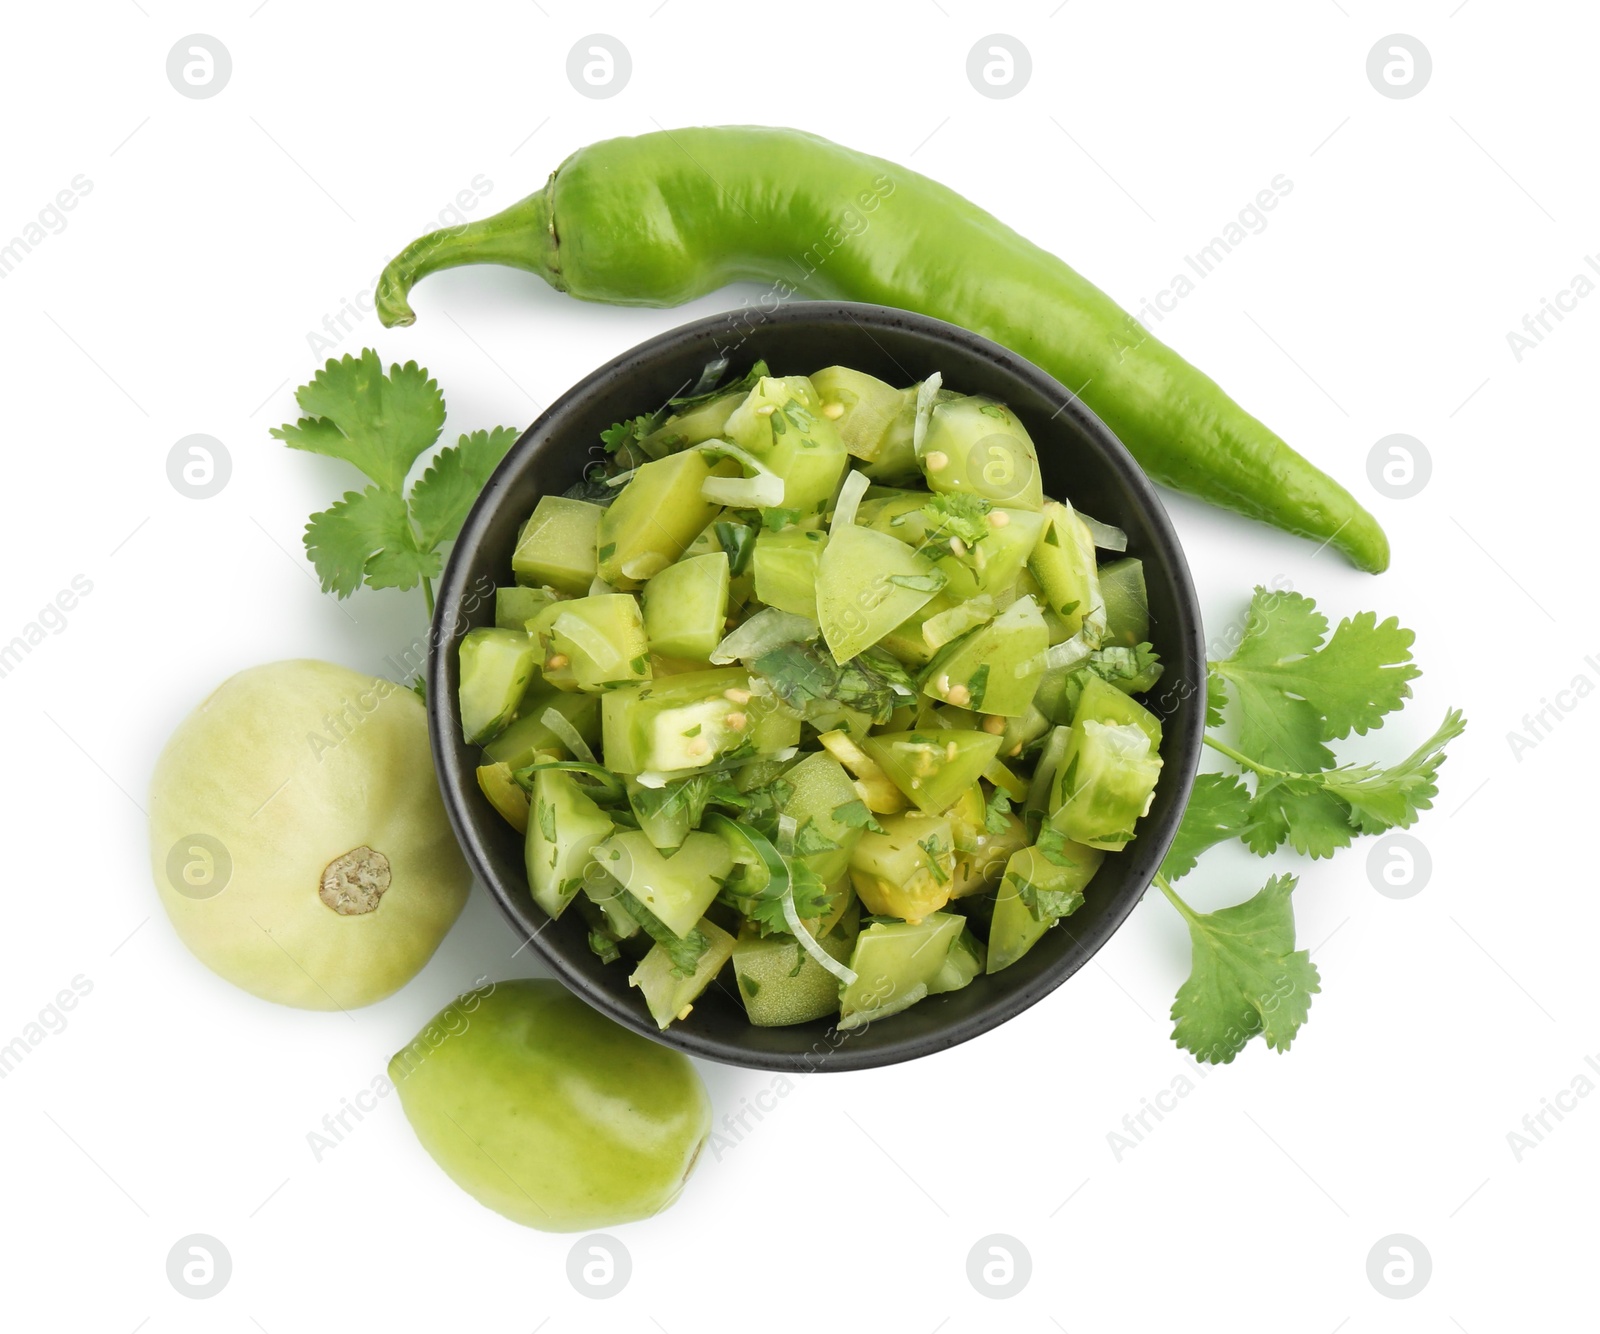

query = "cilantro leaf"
[[793, 818, 841, 858], [1160, 774, 1258, 880], [587, 929, 621, 965], [1244, 709, 1467, 856], [921, 492, 992, 547], [1010, 870, 1084, 922], [1165, 874, 1319, 1064], [1212, 589, 1420, 770], [272, 350, 444, 493], [1319, 708, 1467, 834], [616, 887, 712, 978], [277, 351, 520, 606], [563, 465, 627, 508], [304, 486, 436, 596], [833, 798, 885, 833], [787, 859, 833, 921], [763, 507, 802, 531], [1034, 824, 1077, 867], [1205, 669, 1228, 731], [984, 787, 1012, 835], [750, 638, 913, 726], [918, 833, 950, 884], [408, 427, 520, 549], [741, 857, 831, 935], [736, 775, 794, 841], [600, 414, 656, 455], [1087, 642, 1162, 691], [1246, 779, 1355, 859]]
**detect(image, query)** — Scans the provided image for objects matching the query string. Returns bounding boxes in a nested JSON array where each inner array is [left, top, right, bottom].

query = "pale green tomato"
[[149, 660, 470, 1009], [391, 979, 711, 1231]]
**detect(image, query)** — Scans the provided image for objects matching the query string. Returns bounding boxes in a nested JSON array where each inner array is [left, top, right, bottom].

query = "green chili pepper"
[[377, 127, 1388, 572]]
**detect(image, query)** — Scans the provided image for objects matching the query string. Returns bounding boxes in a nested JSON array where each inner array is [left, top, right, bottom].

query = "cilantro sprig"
[[273, 350, 519, 614], [1156, 588, 1465, 1065]]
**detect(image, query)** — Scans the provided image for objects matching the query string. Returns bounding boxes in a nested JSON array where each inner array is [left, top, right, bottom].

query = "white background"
[[0, 2, 1589, 1330]]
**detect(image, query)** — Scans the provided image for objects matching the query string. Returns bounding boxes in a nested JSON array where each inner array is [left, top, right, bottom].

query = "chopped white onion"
[[830, 468, 871, 533], [1076, 510, 1128, 552]]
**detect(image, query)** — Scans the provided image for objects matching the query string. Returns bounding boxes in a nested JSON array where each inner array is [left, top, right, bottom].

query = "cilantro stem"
[[421, 575, 436, 619], [1202, 735, 1287, 779], [1152, 871, 1198, 924]]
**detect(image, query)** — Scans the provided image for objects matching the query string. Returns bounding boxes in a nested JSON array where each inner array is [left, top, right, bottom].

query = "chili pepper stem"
[[377, 184, 561, 328]]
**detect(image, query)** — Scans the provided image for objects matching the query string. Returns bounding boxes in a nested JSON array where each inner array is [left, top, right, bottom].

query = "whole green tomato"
[[391, 979, 711, 1231], [149, 660, 470, 1009]]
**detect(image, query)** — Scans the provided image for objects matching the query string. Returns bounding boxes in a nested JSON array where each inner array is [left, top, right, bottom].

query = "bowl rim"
[[426, 300, 1205, 1071]]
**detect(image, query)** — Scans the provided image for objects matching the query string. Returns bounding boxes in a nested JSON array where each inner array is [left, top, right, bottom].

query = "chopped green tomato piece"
[[597, 450, 736, 587], [986, 869, 1051, 973], [817, 523, 943, 662], [543, 594, 650, 692], [512, 496, 603, 595], [919, 395, 1043, 511], [733, 900, 859, 1027], [1033, 663, 1074, 723], [526, 769, 614, 920], [857, 489, 932, 541], [996, 705, 1050, 761], [950, 810, 1029, 898], [860, 387, 920, 484], [1028, 501, 1105, 642], [643, 552, 729, 661], [481, 691, 600, 768], [876, 592, 957, 667], [783, 752, 867, 883], [522, 600, 576, 691], [580, 870, 641, 941], [752, 528, 827, 619], [928, 926, 986, 994], [945, 782, 988, 854], [1049, 720, 1163, 851], [594, 830, 734, 938], [630, 917, 737, 1029], [476, 762, 529, 833], [922, 594, 1048, 717], [1099, 557, 1151, 647], [723, 375, 849, 515], [1025, 725, 1071, 826], [640, 390, 744, 455], [810, 366, 906, 461], [1010, 840, 1104, 920], [929, 507, 1046, 601], [625, 778, 692, 853], [987, 838, 1104, 973], [862, 495, 1042, 601], [723, 375, 815, 452], [861, 729, 1003, 816], [601, 668, 799, 774], [458, 628, 538, 744], [983, 758, 1030, 804], [837, 912, 964, 1029], [848, 811, 956, 922], [1073, 673, 1162, 749], [496, 584, 560, 630]]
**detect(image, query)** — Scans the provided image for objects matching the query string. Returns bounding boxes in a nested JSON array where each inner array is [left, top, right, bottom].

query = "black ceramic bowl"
[[427, 302, 1204, 1072]]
